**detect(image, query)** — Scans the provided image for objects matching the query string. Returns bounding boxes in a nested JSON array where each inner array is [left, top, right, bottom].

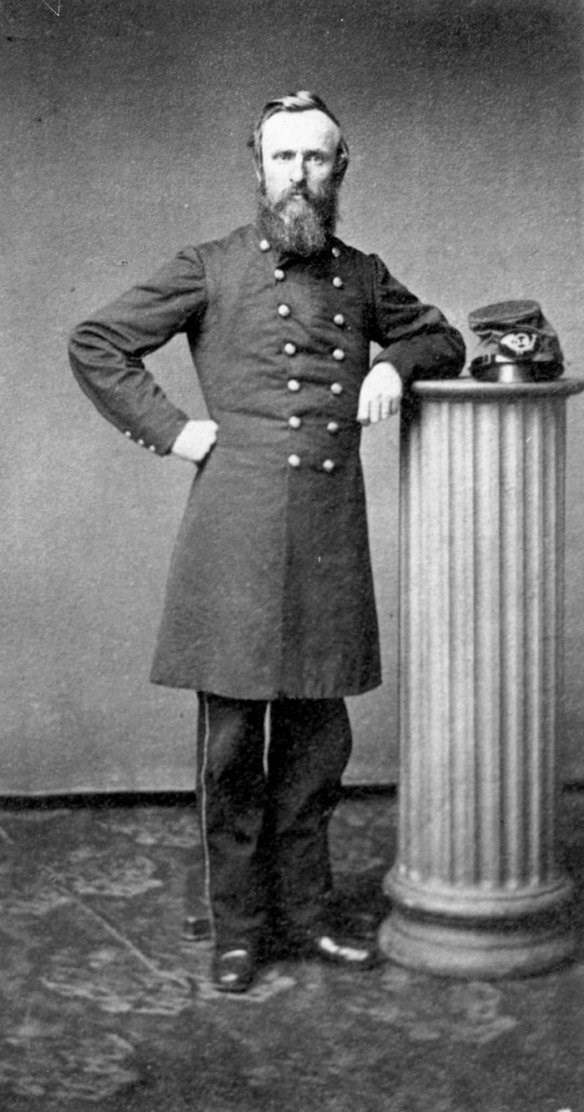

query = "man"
[[69, 91, 465, 993]]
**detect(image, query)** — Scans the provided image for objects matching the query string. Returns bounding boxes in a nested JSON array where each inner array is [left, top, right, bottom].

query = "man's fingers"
[[360, 393, 400, 424]]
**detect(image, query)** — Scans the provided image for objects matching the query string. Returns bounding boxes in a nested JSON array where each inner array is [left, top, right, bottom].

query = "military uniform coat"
[[69, 223, 464, 699]]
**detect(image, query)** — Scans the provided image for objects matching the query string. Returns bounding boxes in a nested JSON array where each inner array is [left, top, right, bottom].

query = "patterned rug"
[[0, 794, 583, 1111]]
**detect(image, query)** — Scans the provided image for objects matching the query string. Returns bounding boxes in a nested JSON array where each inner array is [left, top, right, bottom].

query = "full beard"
[[257, 182, 339, 257]]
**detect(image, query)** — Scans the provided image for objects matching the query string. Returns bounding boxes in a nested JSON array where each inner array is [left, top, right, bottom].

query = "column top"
[[410, 377, 584, 401]]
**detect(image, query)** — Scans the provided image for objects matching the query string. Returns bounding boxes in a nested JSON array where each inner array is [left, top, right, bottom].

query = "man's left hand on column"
[[357, 362, 402, 424]]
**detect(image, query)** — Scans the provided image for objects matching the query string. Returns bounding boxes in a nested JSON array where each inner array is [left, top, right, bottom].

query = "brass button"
[[330, 382, 343, 395], [333, 313, 345, 327], [327, 421, 339, 434], [287, 379, 301, 392], [278, 304, 291, 318], [284, 342, 297, 356], [274, 268, 286, 281], [288, 454, 301, 468], [332, 348, 345, 361], [124, 430, 132, 438], [148, 445, 157, 452], [332, 246, 341, 258], [323, 459, 336, 473], [332, 276, 343, 289], [289, 415, 302, 429], [138, 439, 145, 446], [259, 238, 271, 252]]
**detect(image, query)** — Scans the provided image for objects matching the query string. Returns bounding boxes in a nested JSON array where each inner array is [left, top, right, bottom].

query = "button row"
[[278, 304, 345, 329], [124, 430, 157, 452], [288, 455, 336, 472], [275, 269, 343, 289], [288, 416, 339, 433], [283, 343, 345, 360], [287, 379, 343, 395]]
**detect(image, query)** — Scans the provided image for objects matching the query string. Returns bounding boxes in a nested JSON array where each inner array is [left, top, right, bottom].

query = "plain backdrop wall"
[[2, 0, 582, 793]]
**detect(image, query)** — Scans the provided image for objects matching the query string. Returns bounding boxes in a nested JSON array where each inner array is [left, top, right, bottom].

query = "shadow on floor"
[[0, 793, 583, 1111]]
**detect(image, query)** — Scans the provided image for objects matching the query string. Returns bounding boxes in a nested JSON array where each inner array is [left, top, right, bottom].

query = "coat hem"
[[149, 673, 383, 700]]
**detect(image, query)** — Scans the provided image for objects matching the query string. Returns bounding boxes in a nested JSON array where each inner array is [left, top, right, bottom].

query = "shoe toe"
[[309, 933, 380, 969], [212, 948, 256, 993]]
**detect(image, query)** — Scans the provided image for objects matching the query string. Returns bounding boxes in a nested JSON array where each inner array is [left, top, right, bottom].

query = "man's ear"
[[334, 153, 348, 184], [252, 137, 264, 184]]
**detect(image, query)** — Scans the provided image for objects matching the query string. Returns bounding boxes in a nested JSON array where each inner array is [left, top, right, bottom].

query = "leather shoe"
[[212, 948, 256, 993], [291, 931, 380, 970]]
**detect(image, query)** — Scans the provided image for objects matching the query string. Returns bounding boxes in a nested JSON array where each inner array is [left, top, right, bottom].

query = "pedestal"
[[379, 379, 584, 978]]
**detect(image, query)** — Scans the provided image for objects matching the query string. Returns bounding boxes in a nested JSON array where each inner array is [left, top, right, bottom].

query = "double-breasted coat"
[[69, 223, 464, 700]]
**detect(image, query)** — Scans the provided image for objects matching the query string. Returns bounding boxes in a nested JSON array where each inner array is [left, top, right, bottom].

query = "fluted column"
[[379, 379, 584, 978]]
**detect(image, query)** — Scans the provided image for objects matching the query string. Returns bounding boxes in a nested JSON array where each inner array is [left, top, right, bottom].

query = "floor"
[[0, 791, 583, 1112]]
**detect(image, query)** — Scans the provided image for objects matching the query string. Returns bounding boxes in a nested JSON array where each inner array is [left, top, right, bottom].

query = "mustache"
[[274, 184, 313, 206]]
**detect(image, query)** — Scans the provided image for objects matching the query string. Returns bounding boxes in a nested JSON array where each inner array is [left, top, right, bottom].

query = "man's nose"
[[289, 156, 305, 183]]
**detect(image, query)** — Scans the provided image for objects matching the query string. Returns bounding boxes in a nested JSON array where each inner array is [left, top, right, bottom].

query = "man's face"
[[259, 109, 341, 212]]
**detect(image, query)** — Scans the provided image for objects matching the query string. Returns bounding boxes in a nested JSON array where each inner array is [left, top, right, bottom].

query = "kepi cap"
[[468, 299, 563, 382]]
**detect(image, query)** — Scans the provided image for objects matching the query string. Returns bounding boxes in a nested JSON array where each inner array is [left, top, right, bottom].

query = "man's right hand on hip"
[[171, 419, 218, 464]]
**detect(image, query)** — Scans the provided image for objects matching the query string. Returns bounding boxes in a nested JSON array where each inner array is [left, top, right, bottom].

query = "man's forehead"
[[261, 109, 340, 153]]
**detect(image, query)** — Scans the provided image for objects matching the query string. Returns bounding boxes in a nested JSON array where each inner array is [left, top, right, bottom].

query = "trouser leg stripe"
[[199, 693, 215, 945]]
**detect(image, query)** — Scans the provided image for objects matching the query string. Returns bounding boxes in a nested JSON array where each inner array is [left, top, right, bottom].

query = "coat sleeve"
[[68, 247, 208, 455], [367, 254, 466, 384]]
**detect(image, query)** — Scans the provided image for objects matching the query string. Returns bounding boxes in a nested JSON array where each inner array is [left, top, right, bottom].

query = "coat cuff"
[[119, 410, 191, 456]]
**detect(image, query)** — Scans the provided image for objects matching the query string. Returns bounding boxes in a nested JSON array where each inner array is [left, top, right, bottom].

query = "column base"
[[379, 906, 576, 980]]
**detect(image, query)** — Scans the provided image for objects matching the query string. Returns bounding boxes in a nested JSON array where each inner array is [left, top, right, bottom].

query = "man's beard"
[[257, 181, 339, 257]]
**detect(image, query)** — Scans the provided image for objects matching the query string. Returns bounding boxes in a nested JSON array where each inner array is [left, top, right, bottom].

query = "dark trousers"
[[196, 692, 353, 953]]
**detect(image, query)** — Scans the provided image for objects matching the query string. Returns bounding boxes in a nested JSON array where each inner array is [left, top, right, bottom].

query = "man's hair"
[[249, 90, 350, 182]]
